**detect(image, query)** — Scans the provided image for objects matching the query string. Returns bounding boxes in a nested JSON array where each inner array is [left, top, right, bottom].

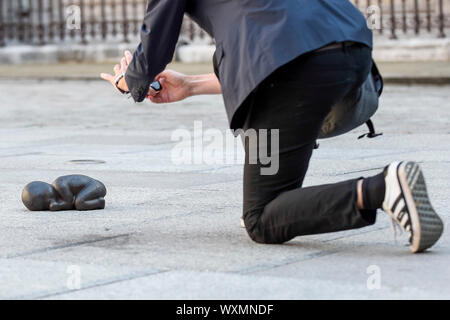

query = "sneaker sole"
[[398, 161, 444, 253]]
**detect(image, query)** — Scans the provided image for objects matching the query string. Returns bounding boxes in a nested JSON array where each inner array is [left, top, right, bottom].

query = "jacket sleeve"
[[212, 50, 220, 80], [125, 0, 187, 102]]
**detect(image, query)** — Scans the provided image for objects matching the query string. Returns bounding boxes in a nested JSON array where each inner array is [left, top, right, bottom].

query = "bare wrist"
[[185, 75, 198, 97], [186, 74, 221, 96]]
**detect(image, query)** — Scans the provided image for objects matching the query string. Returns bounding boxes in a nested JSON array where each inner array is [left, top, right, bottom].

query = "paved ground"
[[0, 79, 449, 299]]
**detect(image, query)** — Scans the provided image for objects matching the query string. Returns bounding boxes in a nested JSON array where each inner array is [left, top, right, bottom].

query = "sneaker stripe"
[[396, 162, 418, 247], [393, 199, 405, 218], [400, 214, 409, 227], [397, 206, 407, 221], [391, 194, 403, 215]]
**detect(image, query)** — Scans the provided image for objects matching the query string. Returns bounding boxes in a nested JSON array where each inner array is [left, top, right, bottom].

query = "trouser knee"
[[243, 213, 284, 245]]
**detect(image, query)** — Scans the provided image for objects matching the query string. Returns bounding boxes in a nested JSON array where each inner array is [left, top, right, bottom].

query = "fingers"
[[100, 73, 114, 83], [148, 87, 158, 97], [155, 70, 171, 82], [148, 95, 163, 104], [120, 57, 127, 71], [113, 64, 120, 74], [125, 50, 133, 64], [101, 52, 133, 91], [158, 77, 166, 87]]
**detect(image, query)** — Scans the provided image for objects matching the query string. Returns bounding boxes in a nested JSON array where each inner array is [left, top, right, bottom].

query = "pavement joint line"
[[0, 152, 44, 158], [153, 165, 242, 174], [153, 210, 209, 222], [332, 166, 386, 176], [321, 225, 388, 243], [232, 225, 390, 275], [331, 161, 424, 176], [117, 142, 176, 154], [3, 233, 134, 259], [10, 269, 170, 300], [198, 165, 243, 173], [0, 141, 78, 152], [233, 250, 340, 275], [320, 150, 420, 162]]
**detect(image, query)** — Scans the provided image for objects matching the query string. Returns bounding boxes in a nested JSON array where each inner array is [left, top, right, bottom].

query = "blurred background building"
[[0, 0, 449, 64]]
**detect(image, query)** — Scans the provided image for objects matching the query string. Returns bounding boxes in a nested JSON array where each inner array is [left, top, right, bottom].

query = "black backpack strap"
[[358, 119, 383, 139], [316, 119, 382, 146], [357, 62, 384, 140], [371, 60, 384, 97]]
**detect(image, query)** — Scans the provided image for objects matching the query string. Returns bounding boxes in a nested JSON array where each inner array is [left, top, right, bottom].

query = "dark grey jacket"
[[125, 0, 373, 129]]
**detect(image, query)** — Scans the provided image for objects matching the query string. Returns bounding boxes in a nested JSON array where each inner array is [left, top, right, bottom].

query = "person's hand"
[[100, 50, 133, 93], [147, 70, 192, 104]]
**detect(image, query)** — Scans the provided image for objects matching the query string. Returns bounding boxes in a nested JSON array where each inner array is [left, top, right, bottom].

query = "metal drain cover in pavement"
[[65, 159, 106, 165]]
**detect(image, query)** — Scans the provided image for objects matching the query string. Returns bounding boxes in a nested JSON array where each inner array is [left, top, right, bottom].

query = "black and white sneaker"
[[382, 161, 444, 253]]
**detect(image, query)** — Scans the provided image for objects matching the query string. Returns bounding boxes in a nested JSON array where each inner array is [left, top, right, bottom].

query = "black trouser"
[[241, 44, 377, 244]]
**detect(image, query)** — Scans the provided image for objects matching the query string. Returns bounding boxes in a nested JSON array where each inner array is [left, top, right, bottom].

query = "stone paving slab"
[[0, 80, 449, 299], [45, 269, 441, 300]]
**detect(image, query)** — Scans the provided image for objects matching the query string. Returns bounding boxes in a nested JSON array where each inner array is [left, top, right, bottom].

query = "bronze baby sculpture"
[[22, 175, 106, 211]]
